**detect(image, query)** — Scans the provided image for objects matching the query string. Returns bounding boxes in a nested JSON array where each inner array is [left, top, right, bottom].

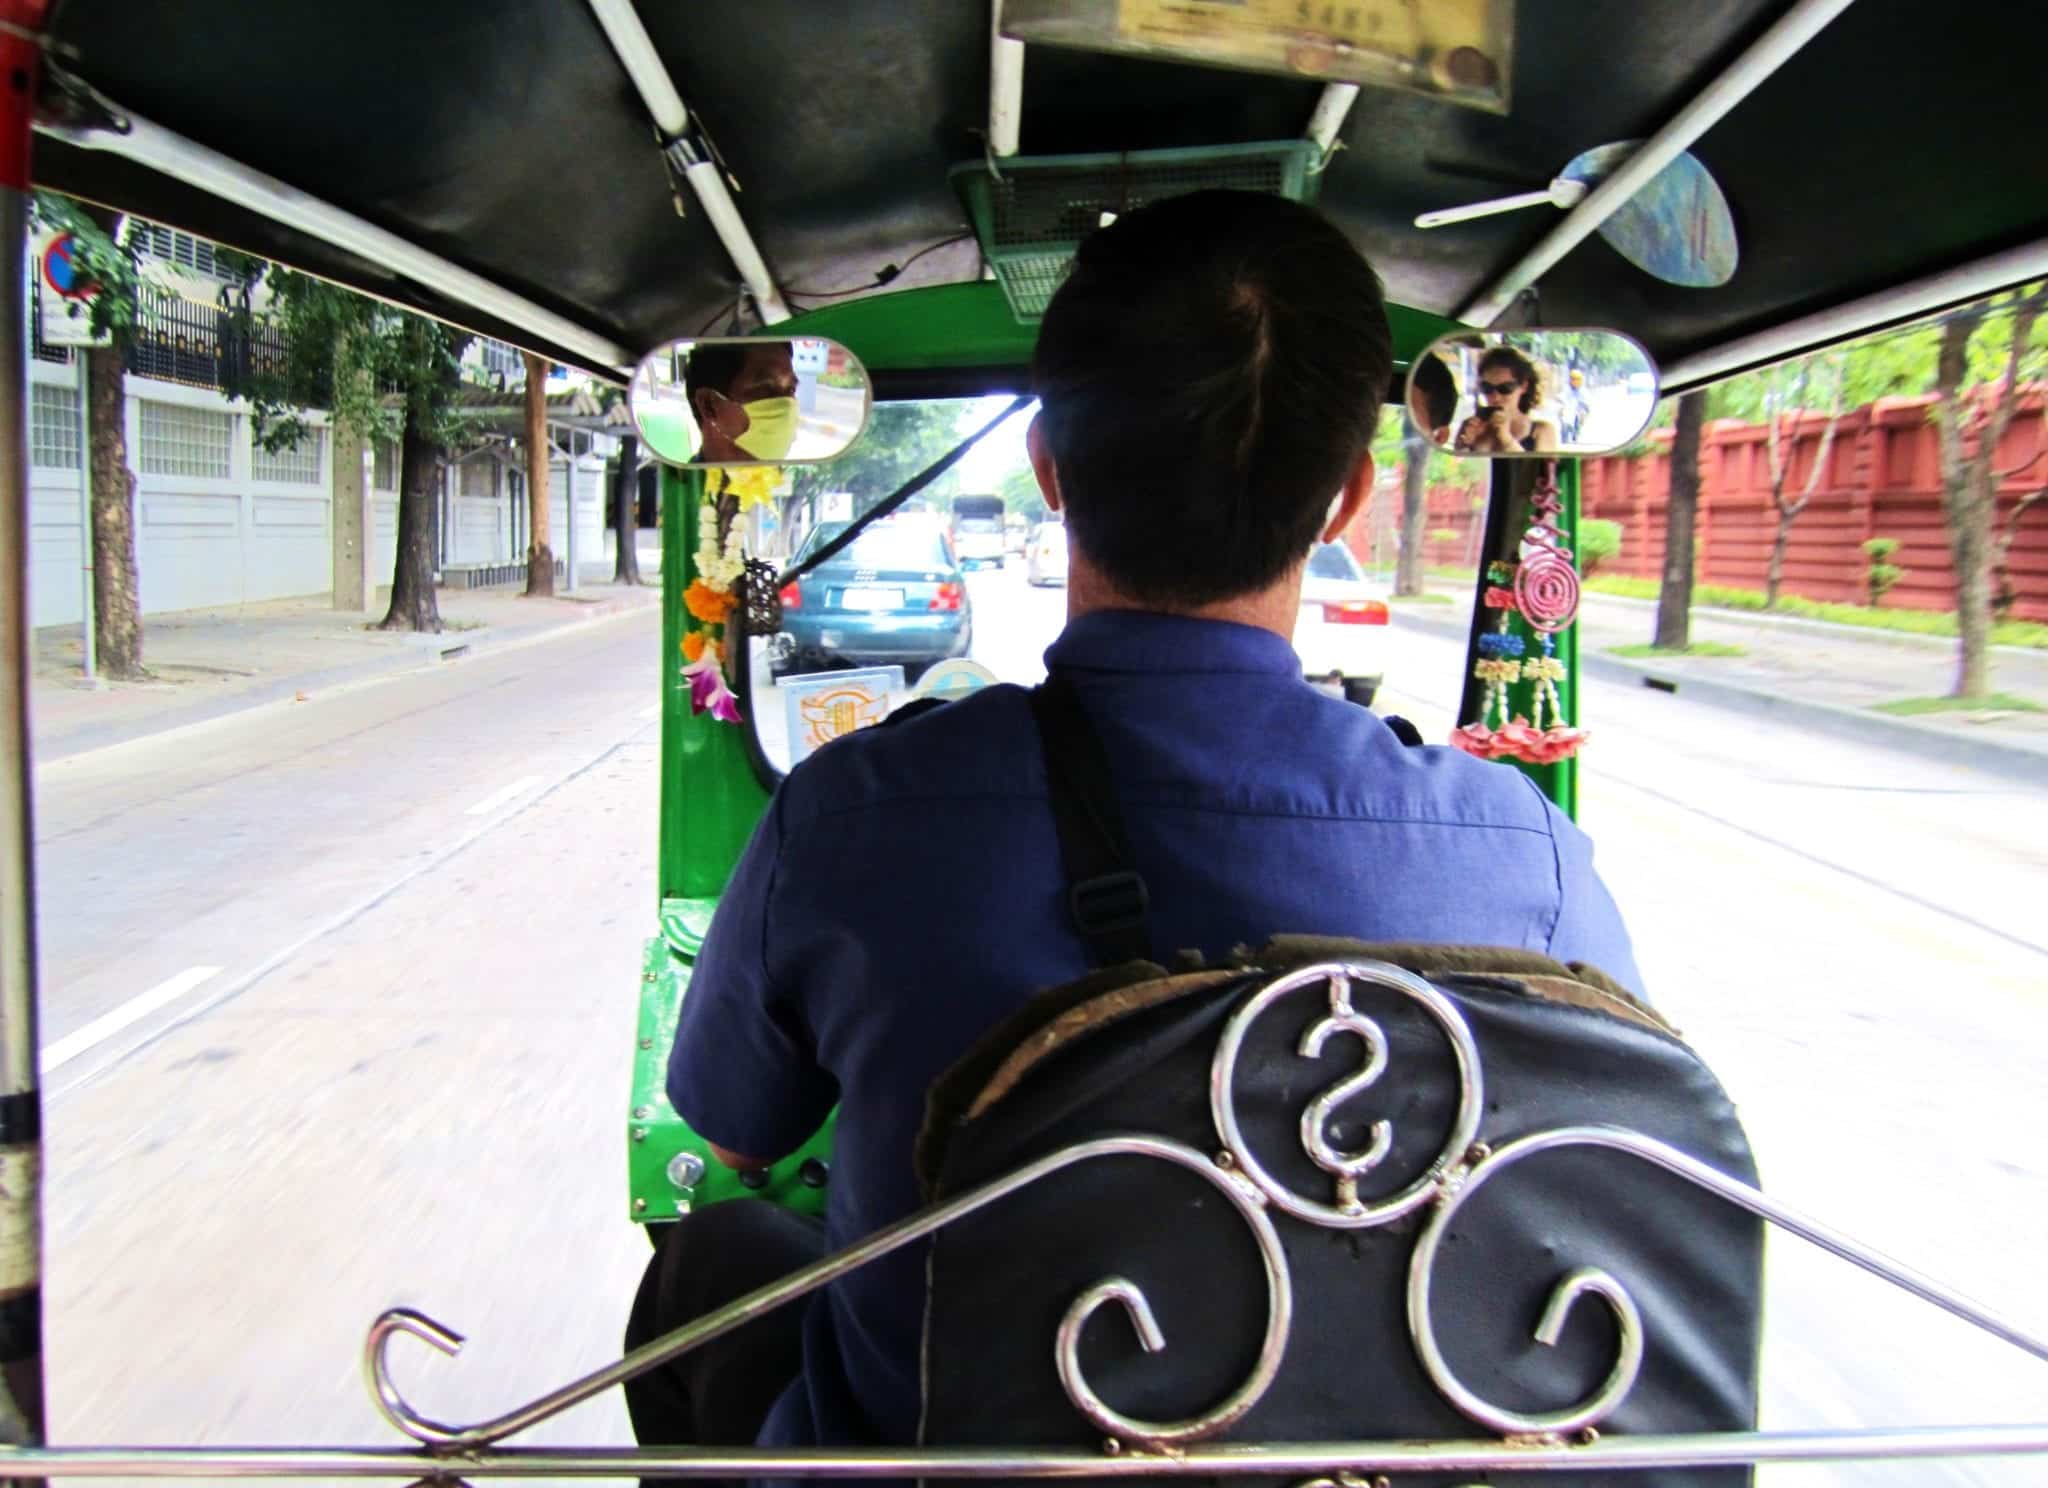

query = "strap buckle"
[[1070, 870, 1150, 938]]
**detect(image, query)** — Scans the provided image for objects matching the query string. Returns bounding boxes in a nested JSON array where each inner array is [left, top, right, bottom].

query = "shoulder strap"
[[1381, 714, 1424, 747], [1028, 674, 1152, 968]]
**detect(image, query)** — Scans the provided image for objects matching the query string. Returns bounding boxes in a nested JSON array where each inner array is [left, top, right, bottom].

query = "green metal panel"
[[1456, 459, 1583, 819], [773, 279, 1460, 377], [1503, 461, 1580, 818], [628, 932, 835, 1224], [632, 464, 835, 1227], [658, 466, 771, 904]]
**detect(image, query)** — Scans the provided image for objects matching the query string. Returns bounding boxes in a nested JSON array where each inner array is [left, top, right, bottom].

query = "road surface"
[[27, 566, 2048, 1485]]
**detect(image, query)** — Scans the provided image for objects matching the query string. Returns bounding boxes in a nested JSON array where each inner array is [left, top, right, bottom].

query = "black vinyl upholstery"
[[917, 939, 1761, 1487]]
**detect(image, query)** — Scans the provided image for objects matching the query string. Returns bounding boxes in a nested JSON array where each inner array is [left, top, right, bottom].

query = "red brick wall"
[[1358, 395, 2048, 623]]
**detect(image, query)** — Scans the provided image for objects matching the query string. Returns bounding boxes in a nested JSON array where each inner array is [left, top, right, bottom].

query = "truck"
[[950, 495, 1008, 570]]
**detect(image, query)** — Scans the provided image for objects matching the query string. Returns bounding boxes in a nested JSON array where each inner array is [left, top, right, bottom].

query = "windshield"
[[1307, 542, 1363, 581], [744, 397, 1062, 773]]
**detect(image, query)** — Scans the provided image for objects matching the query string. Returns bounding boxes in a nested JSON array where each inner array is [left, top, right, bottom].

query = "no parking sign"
[[33, 229, 108, 348]]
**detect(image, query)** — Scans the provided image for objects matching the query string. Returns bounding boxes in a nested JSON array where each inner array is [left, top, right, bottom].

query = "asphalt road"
[[26, 568, 2048, 1485]]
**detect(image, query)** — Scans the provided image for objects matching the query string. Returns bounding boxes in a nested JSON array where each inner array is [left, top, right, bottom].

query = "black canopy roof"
[[30, 1, 2048, 386]]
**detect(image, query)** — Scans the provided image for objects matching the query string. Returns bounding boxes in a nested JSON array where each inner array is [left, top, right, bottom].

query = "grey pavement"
[[30, 575, 662, 763]]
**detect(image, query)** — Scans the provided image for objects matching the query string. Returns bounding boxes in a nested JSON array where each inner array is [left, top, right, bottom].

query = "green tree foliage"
[[1497, 329, 1644, 379], [29, 193, 143, 343], [237, 267, 474, 458], [997, 462, 1049, 522], [787, 400, 964, 518], [1634, 288, 2048, 687], [231, 266, 476, 632]]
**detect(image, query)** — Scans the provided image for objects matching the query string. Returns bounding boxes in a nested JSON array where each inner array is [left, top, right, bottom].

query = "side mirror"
[[1405, 329, 1659, 458], [629, 336, 872, 468]]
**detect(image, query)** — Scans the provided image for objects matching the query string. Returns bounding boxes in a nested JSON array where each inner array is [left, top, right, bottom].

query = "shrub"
[[1862, 536, 1906, 607], [1578, 518, 1623, 574]]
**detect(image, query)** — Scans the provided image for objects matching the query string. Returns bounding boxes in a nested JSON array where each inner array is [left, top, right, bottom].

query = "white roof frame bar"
[[1306, 84, 1357, 160], [33, 112, 634, 375], [990, 1, 1026, 158], [1662, 236, 2048, 392], [586, 0, 790, 325], [1458, 0, 1860, 327]]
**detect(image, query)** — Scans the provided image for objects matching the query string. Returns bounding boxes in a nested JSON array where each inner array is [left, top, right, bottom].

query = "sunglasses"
[[1480, 380, 1521, 396]]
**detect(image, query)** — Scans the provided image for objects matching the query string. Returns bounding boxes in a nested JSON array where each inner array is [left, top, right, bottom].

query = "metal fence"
[[30, 282, 294, 396]]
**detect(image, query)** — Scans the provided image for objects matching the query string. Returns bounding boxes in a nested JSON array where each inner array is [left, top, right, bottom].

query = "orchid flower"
[[682, 653, 743, 725]]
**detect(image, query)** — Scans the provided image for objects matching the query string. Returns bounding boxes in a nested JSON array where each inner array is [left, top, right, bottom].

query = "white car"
[[1293, 540, 1388, 706], [1025, 521, 1069, 586]]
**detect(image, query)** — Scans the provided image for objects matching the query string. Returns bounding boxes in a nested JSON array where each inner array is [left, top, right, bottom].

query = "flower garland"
[[680, 465, 782, 725], [1450, 470, 1590, 766]]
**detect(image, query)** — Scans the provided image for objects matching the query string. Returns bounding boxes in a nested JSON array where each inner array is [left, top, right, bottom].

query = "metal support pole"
[[34, 113, 631, 375], [559, 425, 579, 594], [582, 0, 792, 325], [1305, 83, 1357, 159], [0, 3, 52, 1457], [989, 1, 1025, 158], [73, 351, 92, 682], [1458, 0, 1860, 325]]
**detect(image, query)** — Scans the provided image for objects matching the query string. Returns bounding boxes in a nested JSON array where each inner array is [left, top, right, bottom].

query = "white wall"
[[549, 451, 607, 578], [26, 360, 331, 627]]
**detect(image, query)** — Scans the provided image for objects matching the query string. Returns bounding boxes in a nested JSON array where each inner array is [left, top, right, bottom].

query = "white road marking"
[[639, 704, 661, 720], [40, 966, 223, 1074], [464, 775, 543, 817]]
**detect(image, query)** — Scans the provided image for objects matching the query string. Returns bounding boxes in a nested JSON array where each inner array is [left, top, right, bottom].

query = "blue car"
[[773, 517, 972, 684]]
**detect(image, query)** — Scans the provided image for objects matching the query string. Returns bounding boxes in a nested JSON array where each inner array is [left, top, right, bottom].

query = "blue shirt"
[[667, 610, 1641, 1453]]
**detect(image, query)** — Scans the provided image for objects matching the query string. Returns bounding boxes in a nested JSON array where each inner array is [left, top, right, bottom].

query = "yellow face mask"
[[728, 395, 798, 462]]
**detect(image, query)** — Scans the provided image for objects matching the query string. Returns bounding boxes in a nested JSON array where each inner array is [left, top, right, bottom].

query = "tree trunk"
[[1765, 513, 1792, 609], [613, 433, 643, 585], [83, 341, 145, 677], [1655, 390, 1705, 650], [1948, 474, 1994, 698], [1395, 430, 1429, 597], [79, 206, 146, 679], [378, 402, 443, 632], [522, 351, 554, 596]]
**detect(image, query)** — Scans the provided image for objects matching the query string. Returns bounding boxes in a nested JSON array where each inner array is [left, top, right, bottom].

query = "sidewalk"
[[31, 578, 662, 763], [1394, 582, 2048, 781]]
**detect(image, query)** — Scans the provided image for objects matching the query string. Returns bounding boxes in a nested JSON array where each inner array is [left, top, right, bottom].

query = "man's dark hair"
[[1411, 352, 1457, 430], [683, 342, 751, 407], [1032, 191, 1392, 607]]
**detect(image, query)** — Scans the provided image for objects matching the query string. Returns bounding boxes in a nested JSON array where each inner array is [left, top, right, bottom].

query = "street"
[[27, 565, 2048, 1485]]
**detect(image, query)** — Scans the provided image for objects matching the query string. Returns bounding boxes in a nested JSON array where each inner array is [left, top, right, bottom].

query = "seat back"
[[915, 938, 1761, 1487]]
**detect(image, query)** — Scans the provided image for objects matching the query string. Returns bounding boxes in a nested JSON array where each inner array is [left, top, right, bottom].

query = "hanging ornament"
[[1451, 462, 1589, 765], [1514, 469, 1582, 634]]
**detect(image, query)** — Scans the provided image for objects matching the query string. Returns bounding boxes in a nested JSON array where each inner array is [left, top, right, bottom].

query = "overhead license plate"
[[842, 587, 903, 610]]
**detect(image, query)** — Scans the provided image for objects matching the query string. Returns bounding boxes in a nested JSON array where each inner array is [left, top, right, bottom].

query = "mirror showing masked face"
[[629, 336, 871, 468], [1405, 330, 1659, 458]]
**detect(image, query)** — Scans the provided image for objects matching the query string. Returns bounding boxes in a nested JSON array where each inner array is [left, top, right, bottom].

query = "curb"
[[1575, 589, 2045, 660], [33, 593, 660, 765], [1391, 608, 2048, 788]]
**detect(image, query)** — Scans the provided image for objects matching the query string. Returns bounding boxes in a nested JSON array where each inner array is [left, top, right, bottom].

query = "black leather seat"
[[914, 937, 1762, 1487]]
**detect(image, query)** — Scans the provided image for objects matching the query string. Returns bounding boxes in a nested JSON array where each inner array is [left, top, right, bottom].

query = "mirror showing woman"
[[1453, 346, 1558, 455]]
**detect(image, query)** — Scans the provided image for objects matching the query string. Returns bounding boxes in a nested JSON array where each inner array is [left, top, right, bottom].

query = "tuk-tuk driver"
[[625, 190, 1643, 1479], [686, 340, 800, 465]]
